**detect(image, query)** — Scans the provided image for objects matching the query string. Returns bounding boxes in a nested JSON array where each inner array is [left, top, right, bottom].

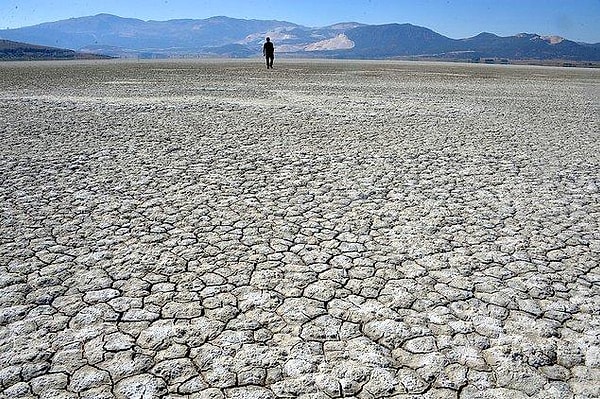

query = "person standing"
[[263, 37, 274, 69]]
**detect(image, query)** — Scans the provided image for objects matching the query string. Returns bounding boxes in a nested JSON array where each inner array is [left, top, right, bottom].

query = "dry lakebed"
[[0, 59, 599, 398]]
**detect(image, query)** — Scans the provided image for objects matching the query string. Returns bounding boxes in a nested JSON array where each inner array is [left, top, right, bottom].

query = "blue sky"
[[1, 0, 599, 43]]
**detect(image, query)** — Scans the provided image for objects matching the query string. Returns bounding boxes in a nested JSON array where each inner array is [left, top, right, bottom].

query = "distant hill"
[[1, 14, 598, 62], [0, 39, 111, 60], [341, 23, 458, 58], [453, 32, 600, 61]]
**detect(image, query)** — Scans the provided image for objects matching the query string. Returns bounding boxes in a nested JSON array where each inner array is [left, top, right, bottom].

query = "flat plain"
[[0, 59, 599, 398]]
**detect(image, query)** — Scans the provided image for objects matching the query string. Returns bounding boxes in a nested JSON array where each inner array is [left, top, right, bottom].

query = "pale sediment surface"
[[0, 59, 599, 398]]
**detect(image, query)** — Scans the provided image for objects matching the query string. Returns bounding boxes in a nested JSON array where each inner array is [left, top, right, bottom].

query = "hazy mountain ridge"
[[0, 39, 111, 60], [1, 14, 598, 61]]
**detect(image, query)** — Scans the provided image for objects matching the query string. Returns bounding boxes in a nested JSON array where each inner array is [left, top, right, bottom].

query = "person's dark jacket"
[[263, 41, 274, 56]]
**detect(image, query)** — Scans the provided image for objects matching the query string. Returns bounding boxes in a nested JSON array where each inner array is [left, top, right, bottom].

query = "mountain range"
[[1, 13, 599, 62]]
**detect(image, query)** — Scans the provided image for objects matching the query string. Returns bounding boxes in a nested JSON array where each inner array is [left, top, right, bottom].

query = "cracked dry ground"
[[0, 60, 599, 399]]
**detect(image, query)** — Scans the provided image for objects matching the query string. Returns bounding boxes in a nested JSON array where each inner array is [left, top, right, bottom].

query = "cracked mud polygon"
[[0, 60, 599, 398]]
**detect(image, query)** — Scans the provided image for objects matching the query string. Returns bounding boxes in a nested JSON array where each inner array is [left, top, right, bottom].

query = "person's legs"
[[268, 55, 274, 68], [265, 56, 270, 69]]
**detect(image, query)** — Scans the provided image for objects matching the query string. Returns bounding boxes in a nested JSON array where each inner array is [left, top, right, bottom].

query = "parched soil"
[[0, 59, 599, 398]]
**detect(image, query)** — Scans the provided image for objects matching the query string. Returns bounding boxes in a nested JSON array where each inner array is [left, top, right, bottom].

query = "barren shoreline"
[[1, 59, 599, 398]]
